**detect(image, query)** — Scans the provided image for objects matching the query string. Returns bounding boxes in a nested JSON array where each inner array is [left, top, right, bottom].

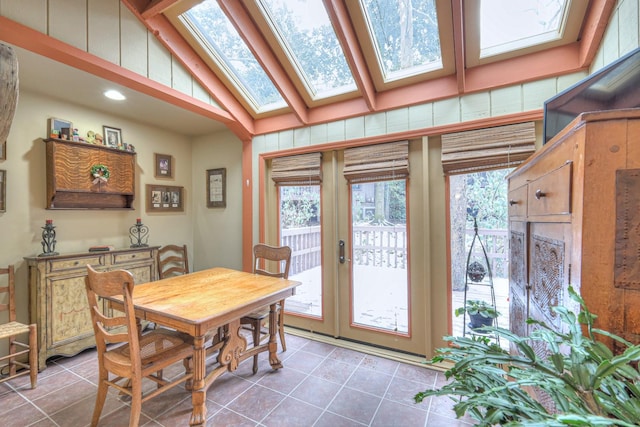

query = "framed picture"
[[154, 153, 173, 178], [48, 117, 73, 140], [146, 184, 184, 212], [0, 170, 5, 212], [206, 168, 226, 208], [0, 140, 5, 160], [103, 126, 122, 148]]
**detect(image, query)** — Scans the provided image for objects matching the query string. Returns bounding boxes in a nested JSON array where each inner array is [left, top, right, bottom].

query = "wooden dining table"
[[107, 267, 300, 426]]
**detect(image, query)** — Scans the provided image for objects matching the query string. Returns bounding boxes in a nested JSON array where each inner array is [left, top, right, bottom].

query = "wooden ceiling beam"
[[578, 0, 617, 67], [220, 0, 309, 124], [325, 0, 377, 111], [451, 0, 466, 93]]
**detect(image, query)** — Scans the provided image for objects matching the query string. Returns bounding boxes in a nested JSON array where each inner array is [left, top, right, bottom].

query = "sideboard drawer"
[[112, 249, 154, 265], [49, 255, 105, 272], [527, 162, 572, 217], [508, 184, 528, 218]]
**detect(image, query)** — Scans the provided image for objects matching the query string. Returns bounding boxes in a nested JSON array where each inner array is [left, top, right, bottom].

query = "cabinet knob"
[[535, 189, 546, 200], [509, 199, 518, 206]]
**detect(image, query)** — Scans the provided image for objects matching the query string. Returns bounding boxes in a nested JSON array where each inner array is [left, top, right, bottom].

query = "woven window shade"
[[441, 122, 536, 174], [343, 141, 409, 182], [271, 152, 322, 185]]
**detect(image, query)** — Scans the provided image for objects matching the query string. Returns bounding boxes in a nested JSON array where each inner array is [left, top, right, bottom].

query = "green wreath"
[[91, 164, 110, 183]]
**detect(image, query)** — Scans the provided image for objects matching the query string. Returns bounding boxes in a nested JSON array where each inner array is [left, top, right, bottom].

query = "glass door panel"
[[279, 185, 322, 318], [351, 180, 409, 333]]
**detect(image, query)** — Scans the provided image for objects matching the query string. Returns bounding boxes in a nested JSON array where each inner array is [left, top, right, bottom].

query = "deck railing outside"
[[283, 226, 508, 277]]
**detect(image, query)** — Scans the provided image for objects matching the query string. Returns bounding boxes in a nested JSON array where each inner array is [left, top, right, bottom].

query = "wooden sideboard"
[[24, 246, 159, 370], [507, 108, 640, 356], [44, 138, 136, 209]]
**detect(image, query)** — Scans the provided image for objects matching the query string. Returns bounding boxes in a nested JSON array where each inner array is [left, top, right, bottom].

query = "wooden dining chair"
[[85, 265, 194, 427], [157, 244, 189, 279], [0, 265, 37, 389], [242, 244, 291, 373]]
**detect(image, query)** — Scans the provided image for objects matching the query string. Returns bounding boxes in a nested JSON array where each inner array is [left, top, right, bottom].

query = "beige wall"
[[2, 90, 195, 326], [190, 133, 243, 272]]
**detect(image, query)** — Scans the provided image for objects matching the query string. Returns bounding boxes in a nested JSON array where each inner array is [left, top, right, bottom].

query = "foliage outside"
[[416, 287, 640, 426]]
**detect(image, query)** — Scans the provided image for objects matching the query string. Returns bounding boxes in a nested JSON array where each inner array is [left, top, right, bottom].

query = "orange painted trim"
[[140, 0, 180, 19], [258, 110, 543, 159], [221, 0, 309, 124], [134, 11, 256, 135], [578, 0, 617, 67], [465, 44, 584, 91], [242, 140, 254, 272], [326, 0, 376, 110], [0, 16, 253, 142], [451, 0, 466, 92]]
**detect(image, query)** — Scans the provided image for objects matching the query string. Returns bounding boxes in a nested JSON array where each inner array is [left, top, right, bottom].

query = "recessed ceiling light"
[[104, 90, 126, 100]]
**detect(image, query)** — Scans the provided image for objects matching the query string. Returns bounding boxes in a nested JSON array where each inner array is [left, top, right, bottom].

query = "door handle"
[[339, 240, 346, 264]]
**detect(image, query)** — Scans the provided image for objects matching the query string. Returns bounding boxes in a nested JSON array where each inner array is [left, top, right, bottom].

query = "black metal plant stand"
[[461, 216, 500, 345]]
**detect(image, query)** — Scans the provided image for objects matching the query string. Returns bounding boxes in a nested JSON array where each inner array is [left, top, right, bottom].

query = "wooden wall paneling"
[[0, 0, 47, 31], [49, 0, 88, 51], [433, 97, 460, 126], [345, 116, 365, 140], [522, 78, 557, 111], [326, 120, 346, 143], [171, 57, 193, 96], [408, 103, 433, 130], [490, 86, 522, 116], [386, 108, 409, 134], [148, 33, 172, 87], [87, 0, 121, 64], [309, 123, 328, 146], [120, 5, 149, 75], [364, 111, 386, 137], [461, 91, 490, 122]]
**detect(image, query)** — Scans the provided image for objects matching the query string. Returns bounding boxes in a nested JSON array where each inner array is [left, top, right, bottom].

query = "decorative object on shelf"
[[47, 117, 73, 140], [103, 125, 122, 149], [155, 153, 173, 178], [129, 218, 149, 248], [38, 219, 59, 257], [0, 169, 5, 212], [90, 164, 110, 184], [1, 43, 18, 161], [146, 184, 184, 212], [206, 168, 226, 208]]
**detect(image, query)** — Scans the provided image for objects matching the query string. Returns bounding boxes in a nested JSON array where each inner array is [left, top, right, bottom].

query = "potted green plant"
[[415, 287, 640, 426], [455, 299, 500, 330]]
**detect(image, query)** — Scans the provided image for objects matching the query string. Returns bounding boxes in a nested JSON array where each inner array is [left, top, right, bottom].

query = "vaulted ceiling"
[[117, 0, 614, 140]]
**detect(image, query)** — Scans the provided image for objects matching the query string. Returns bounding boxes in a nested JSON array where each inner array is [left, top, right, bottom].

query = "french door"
[[266, 145, 426, 355]]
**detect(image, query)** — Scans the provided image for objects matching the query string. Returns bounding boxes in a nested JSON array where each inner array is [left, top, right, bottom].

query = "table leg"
[[189, 335, 207, 427], [268, 303, 283, 369]]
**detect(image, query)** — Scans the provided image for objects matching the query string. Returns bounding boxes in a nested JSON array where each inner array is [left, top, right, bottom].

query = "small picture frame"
[[48, 117, 73, 140], [154, 153, 173, 178], [103, 126, 122, 148], [0, 169, 5, 212], [146, 184, 184, 212], [206, 168, 226, 208], [0, 140, 5, 160]]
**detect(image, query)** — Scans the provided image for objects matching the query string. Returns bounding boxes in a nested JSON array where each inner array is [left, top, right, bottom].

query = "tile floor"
[[0, 333, 473, 426]]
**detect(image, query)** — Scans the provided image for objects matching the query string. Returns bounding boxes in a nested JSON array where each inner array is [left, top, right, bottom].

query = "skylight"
[[258, 0, 356, 100], [480, 0, 567, 59], [182, 0, 286, 113], [360, 0, 443, 82]]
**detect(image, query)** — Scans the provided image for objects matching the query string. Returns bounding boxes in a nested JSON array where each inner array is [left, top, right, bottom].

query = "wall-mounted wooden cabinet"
[[44, 138, 136, 209]]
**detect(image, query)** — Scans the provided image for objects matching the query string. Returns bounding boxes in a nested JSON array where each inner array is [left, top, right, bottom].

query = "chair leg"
[[252, 320, 260, 374], [92, 371, 109, 427], [278, 299, 286, 352], [129, 376, 143, 427], [28, 324, 38, 388]]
